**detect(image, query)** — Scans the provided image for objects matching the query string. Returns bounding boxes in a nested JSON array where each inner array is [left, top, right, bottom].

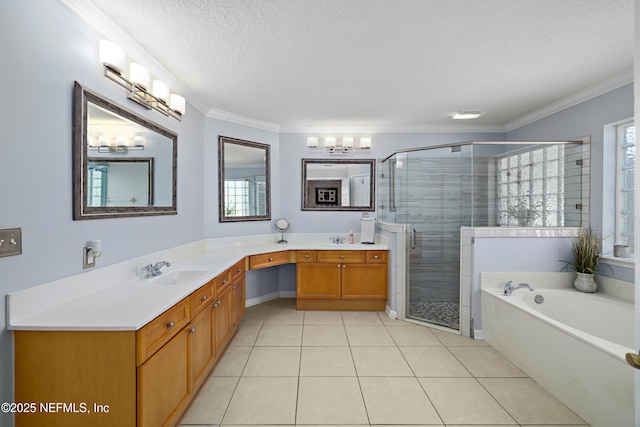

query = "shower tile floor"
[[408, 301, 460, 329], [179, 298, 589, 427]]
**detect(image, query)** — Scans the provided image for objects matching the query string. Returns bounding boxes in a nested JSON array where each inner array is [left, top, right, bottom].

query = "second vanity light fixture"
[[99, 40, 186, 121], [307, 136, 372, 155]]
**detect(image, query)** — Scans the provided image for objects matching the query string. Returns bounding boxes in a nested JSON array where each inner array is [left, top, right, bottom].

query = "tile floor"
[[179, 298, 589, 427]]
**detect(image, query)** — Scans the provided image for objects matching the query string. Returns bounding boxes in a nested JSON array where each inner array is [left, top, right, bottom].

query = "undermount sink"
[[322, 243, 358, 248], [151, 270, 207, 285]]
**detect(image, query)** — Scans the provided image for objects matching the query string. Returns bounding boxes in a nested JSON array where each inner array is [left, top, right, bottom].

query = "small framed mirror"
[[302, 159, 375, 211], [218, 136, 271, 222], [73, 82, 177, 219]]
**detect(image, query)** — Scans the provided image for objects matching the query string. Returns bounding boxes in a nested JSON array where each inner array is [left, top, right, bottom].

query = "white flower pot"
[[574, 272, 597, 293]]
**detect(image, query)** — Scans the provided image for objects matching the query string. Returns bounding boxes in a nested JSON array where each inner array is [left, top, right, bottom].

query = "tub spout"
[[503, 281, 534, 296]]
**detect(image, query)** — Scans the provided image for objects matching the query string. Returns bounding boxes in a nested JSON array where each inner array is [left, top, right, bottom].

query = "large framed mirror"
[[302, 159, 375, 211], [73, 81, 177, 219], [218, 136, 270, 222]]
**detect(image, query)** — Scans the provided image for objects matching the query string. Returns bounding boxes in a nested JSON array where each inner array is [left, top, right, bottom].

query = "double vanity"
[[7, 234, 389, 427]]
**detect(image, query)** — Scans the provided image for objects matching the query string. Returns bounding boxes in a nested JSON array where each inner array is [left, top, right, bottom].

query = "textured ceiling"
[[86, 0, 634, 131]]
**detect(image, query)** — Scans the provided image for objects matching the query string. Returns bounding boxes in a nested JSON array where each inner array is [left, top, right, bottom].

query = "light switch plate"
[[0, 227, 22, 258]]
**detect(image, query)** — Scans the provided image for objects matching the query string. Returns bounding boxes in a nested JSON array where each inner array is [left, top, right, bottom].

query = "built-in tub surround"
[[481, 271, 634, 427], [6, 233, 389, 330]]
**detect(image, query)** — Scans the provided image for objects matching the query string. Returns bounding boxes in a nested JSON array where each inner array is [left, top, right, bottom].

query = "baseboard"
[[385, 305, 398, 319], [246, 291, 296, 307]]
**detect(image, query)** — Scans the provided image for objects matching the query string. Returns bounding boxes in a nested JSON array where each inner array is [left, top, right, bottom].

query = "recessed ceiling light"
[[452, 110, 483, 120]]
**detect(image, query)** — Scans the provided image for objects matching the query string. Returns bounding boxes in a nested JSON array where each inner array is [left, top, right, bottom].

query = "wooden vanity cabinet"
[[14, 260, 247, 427], [296, 250, 388, 311], [248, 250, 291, 269]]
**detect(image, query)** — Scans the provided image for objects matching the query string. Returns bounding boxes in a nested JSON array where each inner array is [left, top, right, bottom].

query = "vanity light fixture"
[[306, 136, 373, 155], [83, 240, 102, 269], [88, 135, 145, 153], [99, 40, 186, 121], [452, 110, 483, 120]]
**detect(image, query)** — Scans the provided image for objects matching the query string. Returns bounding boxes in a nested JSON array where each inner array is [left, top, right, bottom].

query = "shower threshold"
[[408, 301, 460, 330]]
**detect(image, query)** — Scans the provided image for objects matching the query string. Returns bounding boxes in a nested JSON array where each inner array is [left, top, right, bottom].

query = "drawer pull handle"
[[212, 302, 218, 308], [217, 300, 221, 305], [189, 327, 196, 334], [340, 255, 345, 259], [269, 257, 273, 261], [232, 285, 237, 289], [304, 254, 309, 259], [222, 279, 227, 284], [337, 264, 341, 268], [167, 321, 175, 329], [237, 268, 242, 272], [342, 264, 346, 268], [201, 295, 207, 302], [374, 255, 379, 259]]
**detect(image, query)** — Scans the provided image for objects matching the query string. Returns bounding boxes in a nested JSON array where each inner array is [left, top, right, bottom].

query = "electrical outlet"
[[0, 227, 22, 258]]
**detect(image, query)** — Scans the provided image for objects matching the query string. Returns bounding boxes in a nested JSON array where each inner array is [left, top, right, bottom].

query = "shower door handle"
[[411, 228, 417, 249]]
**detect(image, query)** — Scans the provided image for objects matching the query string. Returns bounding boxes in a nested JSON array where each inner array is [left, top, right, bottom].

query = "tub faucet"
[[503, 280, 534, 296], [143, 261, 171, 278]]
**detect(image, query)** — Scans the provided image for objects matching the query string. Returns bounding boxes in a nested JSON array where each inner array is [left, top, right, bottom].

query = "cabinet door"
[[231, 276, 246, 328], [215, 287, 232, 350], [138, 328, 190, 427], [297, 263, 341, 299], [341, 264, 388, 300], [189, 307, 215, 392]]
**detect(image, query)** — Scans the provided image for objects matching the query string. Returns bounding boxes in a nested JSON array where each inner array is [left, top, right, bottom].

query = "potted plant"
[[563, 228, 603, 292]]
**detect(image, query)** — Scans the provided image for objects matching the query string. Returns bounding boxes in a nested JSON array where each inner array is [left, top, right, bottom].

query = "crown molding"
[[59, 0, 209, 116], [502, 69, 634, 133], [206, 108, 281, 133]]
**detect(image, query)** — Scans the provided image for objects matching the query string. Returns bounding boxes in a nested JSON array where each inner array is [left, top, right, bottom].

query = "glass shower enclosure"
[[378, 141, 584, 330]]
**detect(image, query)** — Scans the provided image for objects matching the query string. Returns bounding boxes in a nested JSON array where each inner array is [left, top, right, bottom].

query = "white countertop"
[[7, 234, 388, 331]]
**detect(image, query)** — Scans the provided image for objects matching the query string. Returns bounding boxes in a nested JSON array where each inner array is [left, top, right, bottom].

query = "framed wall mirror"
[[218, 136, 270, 222], [302, 159, 375, 211], [73, 81, 177, 219]]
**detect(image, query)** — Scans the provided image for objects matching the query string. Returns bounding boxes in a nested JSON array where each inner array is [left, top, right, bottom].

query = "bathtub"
[[481, 272, 635, 427]]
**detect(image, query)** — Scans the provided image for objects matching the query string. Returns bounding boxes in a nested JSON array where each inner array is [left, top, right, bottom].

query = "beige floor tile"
[[479, 378, 586, 425], [300, 346, 356, 376], [341, 311, 384, 325], [431, 329, 490, 347], [296, 377, 369, 424], [242, 346, 301, 376], [302, 325, 349, 346], [222, 377, 298, 424], [449, 346, 527, 377], [419, 377, 516, 425], [386, 325, 442, 346], [212, 346, 252, 376], [345, 325, 395, 346], [351, 346, 414, 376], [254, 325, 302, 346], [229, 322, 262, 346], [180, 376, 238, 424], [264, 307, 305, 325], [303, 310, 344, 325], [400, 347, 470, 377], [377, 312, 409, 325], [359, 377, 443, 424]]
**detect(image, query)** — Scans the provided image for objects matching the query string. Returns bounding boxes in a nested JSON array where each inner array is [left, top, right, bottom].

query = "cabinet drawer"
[[231, 258, 246, 282], [214, 269, 232, 294], [249, 251, 290, 269], [137, 298, 190, 365], [296, 250, 317, 263], [317, 250, 366, 264], [190, 280, 215, 317], [366, 250, 388, 264]]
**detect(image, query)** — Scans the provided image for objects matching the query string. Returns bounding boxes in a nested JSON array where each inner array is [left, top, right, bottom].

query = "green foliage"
[[564, 228, 602, 274]]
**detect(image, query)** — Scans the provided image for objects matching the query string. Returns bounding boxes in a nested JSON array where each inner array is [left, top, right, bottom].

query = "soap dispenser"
[[349, 230, 354, 244]]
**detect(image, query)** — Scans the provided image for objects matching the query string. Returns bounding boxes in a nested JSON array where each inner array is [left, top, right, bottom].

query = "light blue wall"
[[0, 2, 205, 425]]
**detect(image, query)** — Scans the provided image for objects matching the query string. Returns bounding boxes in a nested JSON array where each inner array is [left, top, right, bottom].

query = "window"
[[224, 180, 250, 217], [616, 121, 635, 252], [497, 145, 567, 227]]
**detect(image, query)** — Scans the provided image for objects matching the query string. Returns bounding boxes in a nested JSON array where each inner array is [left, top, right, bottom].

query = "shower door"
[[395, 145, 472, 329]]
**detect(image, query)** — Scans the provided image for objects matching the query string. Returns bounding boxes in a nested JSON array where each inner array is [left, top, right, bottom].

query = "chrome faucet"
[[143, 261, 171, 278], [503, 280, 534, 296], [330, 236, 344, 244]]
